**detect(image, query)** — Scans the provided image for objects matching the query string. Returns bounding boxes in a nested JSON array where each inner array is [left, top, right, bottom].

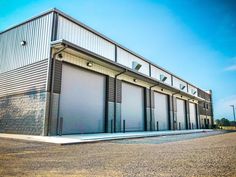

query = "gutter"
[[47, 45, 67, 136]]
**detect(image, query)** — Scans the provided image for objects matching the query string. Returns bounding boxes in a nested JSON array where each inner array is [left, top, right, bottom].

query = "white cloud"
[[225, 56, 236, 71], [225, 64, 236, 71], [214, 95, 236, 120]]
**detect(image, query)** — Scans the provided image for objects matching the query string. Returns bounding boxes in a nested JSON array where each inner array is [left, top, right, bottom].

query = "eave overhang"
[[51, 39, 208, 102]]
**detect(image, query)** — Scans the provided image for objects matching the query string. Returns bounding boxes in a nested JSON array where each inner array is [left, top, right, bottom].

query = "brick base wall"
[[0, 92, 48, 135]]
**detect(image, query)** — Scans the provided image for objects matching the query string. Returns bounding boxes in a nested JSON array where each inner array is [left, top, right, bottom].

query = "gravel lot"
[[0, 131, 235, 177]]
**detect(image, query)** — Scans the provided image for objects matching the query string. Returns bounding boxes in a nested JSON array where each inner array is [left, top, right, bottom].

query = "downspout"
[[114, 69, 127, 132], [171, 91, 181, 130], [149, 83, 159, 131], [47, 45, 67, 136]]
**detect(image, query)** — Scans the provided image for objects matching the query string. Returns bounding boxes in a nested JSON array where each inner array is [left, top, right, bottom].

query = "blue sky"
[[1, 0, 236, 120]]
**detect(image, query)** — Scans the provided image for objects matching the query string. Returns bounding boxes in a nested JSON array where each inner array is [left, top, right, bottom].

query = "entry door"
[[59, 64, 106, 134], [189, 103, 197, 129], [121, 82, 144, 132], [176, 99, 187, 130], [154, 92, 169, 131]]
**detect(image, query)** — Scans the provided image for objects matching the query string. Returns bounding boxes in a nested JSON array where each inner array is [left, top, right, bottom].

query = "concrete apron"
[[0, 129, 213, 145]]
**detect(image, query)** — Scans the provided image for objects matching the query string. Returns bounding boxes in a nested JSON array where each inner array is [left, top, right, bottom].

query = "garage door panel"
[[189, 103, 197, 129], [121, 82, 144, 132], [59, 64, 105, 134], [154, 92, 169, 131], [176, 99, 186, 130]]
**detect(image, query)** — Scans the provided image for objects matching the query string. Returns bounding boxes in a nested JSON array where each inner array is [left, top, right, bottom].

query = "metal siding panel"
[[0, 13, 53, 73], [188, 84, 198, 96], [173, 77, 187, 92], [154, 92, 169, 130], [117, 47, 150, 76], [0, 59, 48, 98], [121, 82, 144, 131], [116, 80, 122, 103], [57, 16, 115, 61], [176, 99, 187, 130], [53, 60, 62, 93], [59, 64, 105, 134], [151, 65, 171, 85], [107, 77, 115, 102]]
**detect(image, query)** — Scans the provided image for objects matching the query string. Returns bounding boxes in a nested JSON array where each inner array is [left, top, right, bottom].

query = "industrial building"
[[0, 9, 213, 136]]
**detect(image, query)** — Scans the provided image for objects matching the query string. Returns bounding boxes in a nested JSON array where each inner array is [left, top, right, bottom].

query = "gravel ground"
[[0, 131, 235, 177]]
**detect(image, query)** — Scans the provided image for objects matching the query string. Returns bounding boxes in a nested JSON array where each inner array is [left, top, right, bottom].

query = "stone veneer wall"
[[0, 92, 48, 135]]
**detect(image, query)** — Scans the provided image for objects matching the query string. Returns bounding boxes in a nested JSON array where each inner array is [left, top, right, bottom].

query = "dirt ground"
[[0, 131, 235, 177]]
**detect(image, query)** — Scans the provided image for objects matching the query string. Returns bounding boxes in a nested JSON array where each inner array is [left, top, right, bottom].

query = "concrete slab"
[[0, 129, 213, 145]]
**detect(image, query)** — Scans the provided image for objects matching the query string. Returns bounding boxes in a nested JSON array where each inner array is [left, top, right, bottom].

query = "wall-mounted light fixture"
[[87, 61, 93, 67], [132, 61, 142, 71], [160, 74, 167, 82], [133, 78, 137, 82], [21, 40, 26, 46], [161, 88, 164, 91], [180, 84, 186, 90]]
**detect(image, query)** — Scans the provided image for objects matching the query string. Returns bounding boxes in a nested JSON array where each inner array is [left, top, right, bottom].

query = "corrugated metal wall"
[[55, 14, 205, 96], [57, 16, 115, 61], [173, 77, 187, 92], [151, 65, 171, 85], [0, 13, 53, 73], [188, 84, 198, 96], [0, 59, 48, 98], [116, 47, 150, 76]]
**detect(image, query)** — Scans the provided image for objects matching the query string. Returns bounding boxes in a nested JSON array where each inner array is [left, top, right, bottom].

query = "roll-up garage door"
[[59, 64, 106, 134], [121, 82, 144, 132], [154, 92, 169, 131], [189, 103, 197, 129], [176, 99, 187, 130]]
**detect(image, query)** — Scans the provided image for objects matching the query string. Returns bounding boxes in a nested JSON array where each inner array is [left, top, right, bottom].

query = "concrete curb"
[[0, 129, 215, 145]]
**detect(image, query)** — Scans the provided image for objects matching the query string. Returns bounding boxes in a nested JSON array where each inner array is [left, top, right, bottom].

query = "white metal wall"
[[59, 64, 106, 134], [0, 13, 53, 73], [173, 77, 187, 92], [176, 99, 186, 130], [154, 92, 169, 130], [189, 103, 197, 129], [57, 16, 115, 61], [151, 65, 171, 85], [121, 82, 144, 131], [188, 85, 198, 96], [55, 13, 205, 98], [117, 47, 150, 76]]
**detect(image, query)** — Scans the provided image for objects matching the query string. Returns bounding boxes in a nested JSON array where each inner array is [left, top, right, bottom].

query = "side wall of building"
[[0, 13, 54, 135], [197, 89, 214, 128], [0, 10, 213, 135]]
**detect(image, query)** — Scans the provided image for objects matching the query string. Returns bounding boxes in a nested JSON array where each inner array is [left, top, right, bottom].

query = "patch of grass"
[[219, 126, 236, 130]]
